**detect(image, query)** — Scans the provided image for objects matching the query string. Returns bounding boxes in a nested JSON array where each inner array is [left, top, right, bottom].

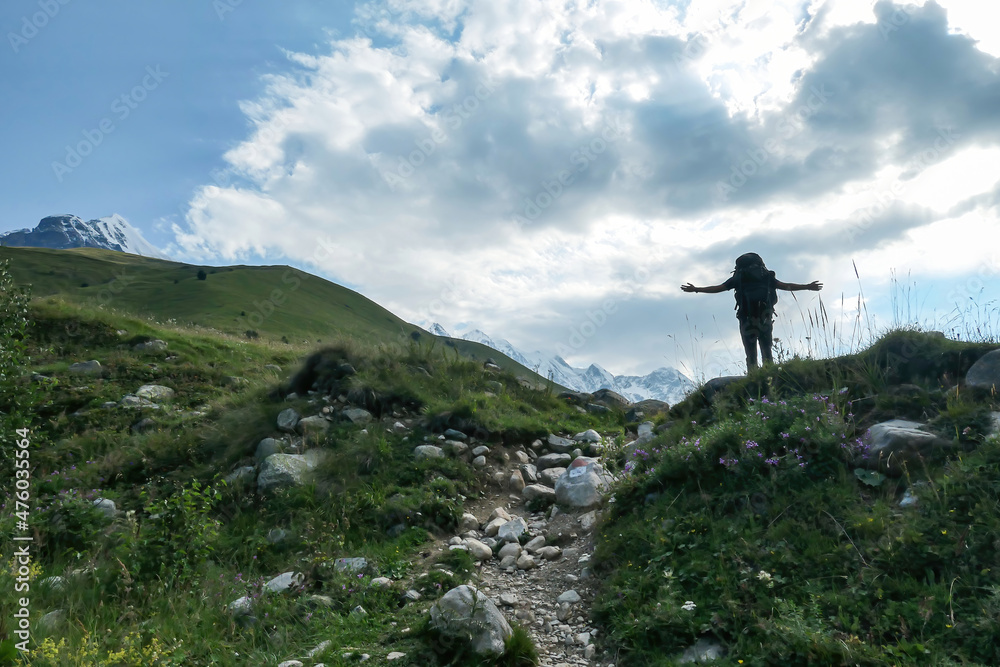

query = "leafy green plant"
[[125, 479, 221, 587]]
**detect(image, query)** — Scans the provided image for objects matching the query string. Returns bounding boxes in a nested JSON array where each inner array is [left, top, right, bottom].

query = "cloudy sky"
[[3, 0, 999, 379]]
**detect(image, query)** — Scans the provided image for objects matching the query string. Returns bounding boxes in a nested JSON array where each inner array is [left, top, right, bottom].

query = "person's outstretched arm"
[[775, 279, 823, 291], [681, 282, 729, 294]]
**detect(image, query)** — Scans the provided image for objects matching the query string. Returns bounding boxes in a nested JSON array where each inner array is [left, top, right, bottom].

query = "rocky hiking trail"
[[415, 431, 614, 666]]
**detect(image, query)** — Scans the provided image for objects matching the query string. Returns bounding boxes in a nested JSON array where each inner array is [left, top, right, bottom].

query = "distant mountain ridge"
[[431, 323, 695, 405], [0, 214, 167, 259]]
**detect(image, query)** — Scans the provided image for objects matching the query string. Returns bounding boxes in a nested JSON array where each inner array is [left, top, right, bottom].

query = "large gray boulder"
[[257, 454, 313, 494], [555, 458, 610, 509], [429, 585, 513, 656], [866, 419, 953, 476], [966, 349, 1000, 393]]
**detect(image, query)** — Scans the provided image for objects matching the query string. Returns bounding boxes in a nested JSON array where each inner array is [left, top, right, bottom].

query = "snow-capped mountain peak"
[[425, 322, 695, 404], [0, 214, 168, 259]]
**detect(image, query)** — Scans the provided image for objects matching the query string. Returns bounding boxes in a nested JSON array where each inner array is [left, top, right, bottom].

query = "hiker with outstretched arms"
[[681, 253, 823, 372]]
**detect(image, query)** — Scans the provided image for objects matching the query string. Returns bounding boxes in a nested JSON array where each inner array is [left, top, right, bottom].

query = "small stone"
[[415, 445, 446, 460], [371, 577, 392, 587], [404, 589, 422, 602], [92, 498, 116, 518], [585, 645, 596, 659], [472, 445, 491, 457], [387, 653, 406, 661], [524, 535, 546, 553], [68, 360, 102, 374], [498, 542, 522, 560], [277, 408, 300, 433], [473, 455, 487, 467], [444, 428, 468, 441], [464, 538, 494, 561], [497, 517, 528, 543], [536, 546, 562, 561], [334, 557, 368, 573], [557, 590, 581, 604], [500, 593, 517, 606], [516, 553, 536, 570], [342, 407, 373, 424]]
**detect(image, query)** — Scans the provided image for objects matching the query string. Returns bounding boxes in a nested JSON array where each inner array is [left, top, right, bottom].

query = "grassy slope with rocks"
[[0, 246, 557, 389], [592, 330, 1000, 665], [0, 284, 621, 666]]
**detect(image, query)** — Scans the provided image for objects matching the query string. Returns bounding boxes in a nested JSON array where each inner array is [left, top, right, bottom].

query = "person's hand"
[[807, 281, 823, 291], [681, 283, 698, 293]]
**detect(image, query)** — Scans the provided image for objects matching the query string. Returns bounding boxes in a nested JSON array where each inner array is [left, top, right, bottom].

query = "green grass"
[[593, 336, 1000, 666], [0, 246, 561, 390], [0, 280, 593, 665]]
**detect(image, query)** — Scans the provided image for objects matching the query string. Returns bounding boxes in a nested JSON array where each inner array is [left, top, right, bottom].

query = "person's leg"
[[758, 315, 774, 365], [739, 317, 759, 371]]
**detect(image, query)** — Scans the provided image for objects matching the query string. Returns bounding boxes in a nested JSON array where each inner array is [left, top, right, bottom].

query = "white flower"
[[757, 570, 772, 581], [681, 601, 697, 612]]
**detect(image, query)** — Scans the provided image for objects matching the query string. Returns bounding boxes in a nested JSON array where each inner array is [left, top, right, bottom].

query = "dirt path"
[[428, 443, 616, 667]]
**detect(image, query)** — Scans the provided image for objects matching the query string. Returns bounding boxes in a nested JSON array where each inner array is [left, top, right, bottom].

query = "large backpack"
[[732, 253, 777, 320]]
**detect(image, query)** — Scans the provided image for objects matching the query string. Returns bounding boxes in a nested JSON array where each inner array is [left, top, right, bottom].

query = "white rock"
[[574, 429, 601, 443], [464, 538, 494, 561]]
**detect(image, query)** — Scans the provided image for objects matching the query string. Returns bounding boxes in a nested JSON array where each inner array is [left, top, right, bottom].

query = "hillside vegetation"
[[3, 255, 1000, 666], [0, 274, 614, 666], [0, 247, 557, 389], [594, 330, 1000, 665]]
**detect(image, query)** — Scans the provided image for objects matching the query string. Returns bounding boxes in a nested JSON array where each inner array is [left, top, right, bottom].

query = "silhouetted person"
[[681, 253, 822, 371]]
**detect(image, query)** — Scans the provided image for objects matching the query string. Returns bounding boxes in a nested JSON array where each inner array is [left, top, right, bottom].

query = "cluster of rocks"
[[433, 501, 606, 665]]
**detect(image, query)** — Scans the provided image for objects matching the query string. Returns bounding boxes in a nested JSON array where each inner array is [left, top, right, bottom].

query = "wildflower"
[[765, 457, 780, 466], [681, 601, 697, 611]]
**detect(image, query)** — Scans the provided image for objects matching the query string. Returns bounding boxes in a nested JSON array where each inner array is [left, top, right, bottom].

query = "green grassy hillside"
[[593, 331, 1000, 665], [0, 246, 558, 390], [0, 278, 612, 666]]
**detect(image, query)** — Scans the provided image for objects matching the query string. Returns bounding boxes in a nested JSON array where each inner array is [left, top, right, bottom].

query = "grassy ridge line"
[[0, 246, 562, 391]]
